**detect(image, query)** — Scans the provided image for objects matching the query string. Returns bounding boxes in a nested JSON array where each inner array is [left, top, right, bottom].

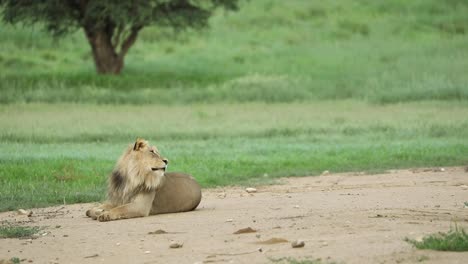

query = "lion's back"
[[150, 172, 202, 214]]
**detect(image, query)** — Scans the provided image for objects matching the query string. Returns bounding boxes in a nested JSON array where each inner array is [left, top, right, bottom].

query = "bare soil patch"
[[1, 167, 468, 264]]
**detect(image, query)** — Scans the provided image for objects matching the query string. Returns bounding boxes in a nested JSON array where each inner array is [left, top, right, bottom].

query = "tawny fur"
[[86, 138, 201, 222]]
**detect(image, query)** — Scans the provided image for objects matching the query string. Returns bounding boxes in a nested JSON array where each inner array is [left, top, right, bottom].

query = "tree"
[[0, 0, 238, 74]]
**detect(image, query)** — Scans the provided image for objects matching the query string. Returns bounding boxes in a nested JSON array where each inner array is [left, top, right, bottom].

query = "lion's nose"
[[162, 158, 169, 165]]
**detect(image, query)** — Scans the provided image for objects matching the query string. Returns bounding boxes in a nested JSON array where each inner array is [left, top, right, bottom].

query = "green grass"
[[0, 225, 41, 239], [0, 101, 467, 211], [406, 227, 468, 252], [1, 0, 468, 104], [1, 1, 468, 211], [10, 258, 20, 264]]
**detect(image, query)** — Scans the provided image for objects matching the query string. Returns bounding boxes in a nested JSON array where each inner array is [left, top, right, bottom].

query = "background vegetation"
[[1, 0, 467, 210], [406, 227, 468, 252]]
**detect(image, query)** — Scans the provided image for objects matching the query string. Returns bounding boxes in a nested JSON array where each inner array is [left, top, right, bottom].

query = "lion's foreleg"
[[97, 191, 156, 222], [86, 202, 114, 219]]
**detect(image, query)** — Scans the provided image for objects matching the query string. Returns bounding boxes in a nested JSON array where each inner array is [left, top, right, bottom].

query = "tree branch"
[[118, 26, 142, 59], [112, 24, 124, 50]]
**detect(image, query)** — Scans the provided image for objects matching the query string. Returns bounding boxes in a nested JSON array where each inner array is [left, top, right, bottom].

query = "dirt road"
[[1, 167, 468, 264]]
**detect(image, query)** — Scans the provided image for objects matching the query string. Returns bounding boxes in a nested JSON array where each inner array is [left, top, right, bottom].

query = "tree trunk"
[[84, 27, 141, 74], [84, 29, 124, 75]]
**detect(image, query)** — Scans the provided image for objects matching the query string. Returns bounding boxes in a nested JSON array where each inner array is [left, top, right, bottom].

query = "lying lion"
[[86, 138, 202, 222]]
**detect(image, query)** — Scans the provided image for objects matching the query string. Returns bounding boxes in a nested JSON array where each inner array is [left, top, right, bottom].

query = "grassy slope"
[[0, 102, 467, 211], [1, 0, 468, 104]]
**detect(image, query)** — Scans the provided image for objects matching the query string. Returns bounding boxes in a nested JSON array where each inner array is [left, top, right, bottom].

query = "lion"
[[86, 138, 202, 222]]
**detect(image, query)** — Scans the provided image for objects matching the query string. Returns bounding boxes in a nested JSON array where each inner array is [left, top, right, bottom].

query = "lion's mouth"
[[151, 167, 166, 171]]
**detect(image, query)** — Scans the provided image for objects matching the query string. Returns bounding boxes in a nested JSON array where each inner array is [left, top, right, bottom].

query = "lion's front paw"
[[86, 208, 104, 218], [97, 212, 114, 222]]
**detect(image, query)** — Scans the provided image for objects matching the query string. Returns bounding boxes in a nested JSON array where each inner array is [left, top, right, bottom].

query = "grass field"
[[1, 101, 467, 211], [1, 0, 468, 104], [1, 0, 468, 211]]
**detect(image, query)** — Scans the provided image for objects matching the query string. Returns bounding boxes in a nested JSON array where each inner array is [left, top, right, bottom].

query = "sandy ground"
[[1, 167, 468, 264]]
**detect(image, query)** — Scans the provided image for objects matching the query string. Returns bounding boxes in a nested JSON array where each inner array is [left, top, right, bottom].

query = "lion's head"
[[108, 138, 169, 205]]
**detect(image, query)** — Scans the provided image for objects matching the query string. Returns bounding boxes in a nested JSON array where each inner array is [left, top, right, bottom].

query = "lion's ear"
[[133, 138, 148, 151]]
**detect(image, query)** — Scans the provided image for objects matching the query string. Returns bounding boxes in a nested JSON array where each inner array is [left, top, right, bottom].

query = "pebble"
[[245, 188, 257, 193], [460, 185, 468, 190], [18, 209, 33, 217], [148, 229, 167, 235], [233, 227, 256, 234], [321, 170, 330, 176], [144, 251, 151, 254], [169, 242, 183, 248], [225, 219, 233, 222], [291, 240, 305, 248]]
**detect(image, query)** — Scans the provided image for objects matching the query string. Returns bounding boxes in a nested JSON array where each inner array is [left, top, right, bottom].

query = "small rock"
[[255, 234, 261, 239], [291, 240, 305, 248], [225, 219, 233, 222], [257, 247, 263, 252], [460, 185, 468, 190], [169, 242, 183, 249], [148, 229, 167, 235], [116, 242, 121, 246], [293, 205, 300, 208], [321, 170, 330, 176], [18, 209, 33, 217], [217, 193, 226, 198], [144, 251, 151, 254], [245, 187, 257, 193], [233, 227, 256, 234], [439, 168, 445, 172]]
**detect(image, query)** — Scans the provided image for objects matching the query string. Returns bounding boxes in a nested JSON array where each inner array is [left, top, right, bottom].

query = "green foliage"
[[0, 225, 41, 239], [1, 0, 238, 74], [406, 227, 468, 252], [1, 0, 238, 37]]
